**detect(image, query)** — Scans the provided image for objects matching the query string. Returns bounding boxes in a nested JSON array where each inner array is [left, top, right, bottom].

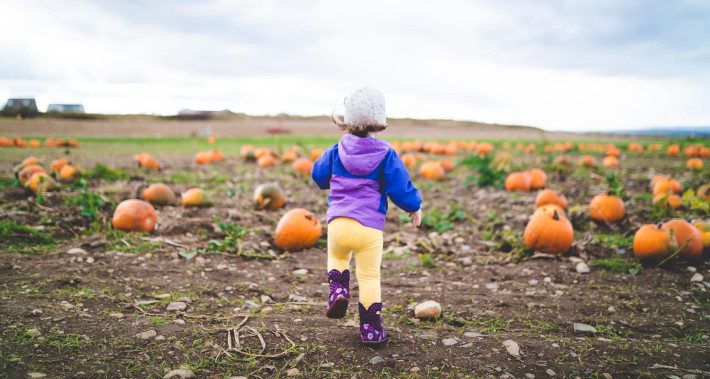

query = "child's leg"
[[327, 219, 352, 272], [325, 218, 353, 319], [352, 228, 384, 309]]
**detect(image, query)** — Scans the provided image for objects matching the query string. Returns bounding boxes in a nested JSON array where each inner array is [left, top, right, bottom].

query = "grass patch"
[[594, 233, 634, 250], [104, 229, 161, 254], [86, 163, 128, 181], [589, 257, 640, 275], [57, 286, 96, 300], [0, 219, 56, 254]]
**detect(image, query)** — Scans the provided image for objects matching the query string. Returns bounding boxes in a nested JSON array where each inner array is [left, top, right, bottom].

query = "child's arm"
[[382, 150, 423, 223], [311, 147, 334, 190]]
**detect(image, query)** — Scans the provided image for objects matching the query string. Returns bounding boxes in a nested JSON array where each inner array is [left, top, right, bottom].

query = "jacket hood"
[[338, 133, 390, 176]]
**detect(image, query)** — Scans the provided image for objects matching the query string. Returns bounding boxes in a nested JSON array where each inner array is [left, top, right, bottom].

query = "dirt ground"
[[0, 143, 709, 378]]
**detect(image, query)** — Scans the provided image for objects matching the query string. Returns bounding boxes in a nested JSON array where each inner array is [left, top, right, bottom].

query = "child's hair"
[[331, 113, 387, 138]]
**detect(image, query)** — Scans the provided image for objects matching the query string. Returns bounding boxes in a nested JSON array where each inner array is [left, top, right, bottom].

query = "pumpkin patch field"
[[1, 135, 709, 378]]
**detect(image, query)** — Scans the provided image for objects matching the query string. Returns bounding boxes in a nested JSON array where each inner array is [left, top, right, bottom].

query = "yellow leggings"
[[327, 217, 383, 309]]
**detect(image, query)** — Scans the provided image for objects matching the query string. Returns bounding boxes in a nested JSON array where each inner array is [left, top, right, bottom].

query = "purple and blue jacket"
[[312, 133, 422, 231]]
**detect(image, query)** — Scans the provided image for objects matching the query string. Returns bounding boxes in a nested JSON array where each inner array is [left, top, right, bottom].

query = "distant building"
[[2, 98, 39, 117], [47, 104, 85, 113]]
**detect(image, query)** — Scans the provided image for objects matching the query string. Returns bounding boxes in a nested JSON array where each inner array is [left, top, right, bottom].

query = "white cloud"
[[1, 0, 708, 130]]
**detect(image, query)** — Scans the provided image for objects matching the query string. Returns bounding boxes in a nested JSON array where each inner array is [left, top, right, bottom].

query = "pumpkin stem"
[[553, 210, 559, 221]]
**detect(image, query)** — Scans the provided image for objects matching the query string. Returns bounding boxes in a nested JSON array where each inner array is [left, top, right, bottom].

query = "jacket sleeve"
[[382, 150, 422, 213], [311, 145, 335, 190]]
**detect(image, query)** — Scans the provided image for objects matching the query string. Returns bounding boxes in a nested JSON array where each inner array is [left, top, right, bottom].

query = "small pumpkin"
[[292, 158, 313, 176], [253, 183, 287, 210], [504, 172, 531, 192], [691, 220, 710, 248], [578, 155, 597, 168], [135, 153, 160, 171], [209, 149, 225, 162], [112, 199, 157, 232], [257, 154, 277, 168], [400, 154, 417, 170], [274, 208, 322, 251], [686, 158, 703, 170], [667, 144, 680, 157], [661, 219, 704, 259], [58, 165, 80, 181], [310, 148, 325, 162], [535, 189, 568, 210], [195, 151, 212, 165], [281, 150, 298, 163], [652, 193, 681, 209], [241, 145, 256, 161], [18, 165, 47, 184], [50, 158, 68, 174], [180, 188, 209, 207], [698, 184, 710, 201], [602, 156, 619, 168], [589, 194, 625, 222], [25, 172, 56, 194], [633, 224, 678, 262], [419, 161, 445, 181], [652, 177, 681, 195], [207, 136, 216, 144], [142, 183, 177, 206], [526, 168, 546, 189], [523, 209, 574, 255], [439, 159, 455, 172], [553, 155, 572, 167]]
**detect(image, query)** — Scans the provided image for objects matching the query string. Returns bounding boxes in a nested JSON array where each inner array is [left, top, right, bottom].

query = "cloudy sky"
[[1, 0, 709, 131]]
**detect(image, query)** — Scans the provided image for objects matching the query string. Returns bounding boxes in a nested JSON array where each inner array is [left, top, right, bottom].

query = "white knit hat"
[[343, 87, 386, 126]]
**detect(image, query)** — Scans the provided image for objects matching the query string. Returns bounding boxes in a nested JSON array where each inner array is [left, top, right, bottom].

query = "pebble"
[[155, 293, 171, 299], [525, 374, 535, 379], [690, 273, 703, 283], [546, 369, 556, 376], [27, 373, 47, 379], [573, 323, 597, 335], [286, 368, 301, 377], [26, 328, 42, 337], [166, 302, 187, 312], [370, 355, 385, 365], [163, 369, 195, 379], [135, 330, 157, 340], [85, 256, 95, 264], [607, 306, 616, 314], [687, 266, 697, 273], [244, 300, 260, 309], [464, 331, 484, 338], [173, 319, 186, 325], [502, 339, 521, 359], [60, 301, 75, 310], [414, 300, 442, 319], [485, 282, 499, 290], [292, 268, 308, 276], [575, 262, 590, 274], [543, 277, 552, 283], [288, 294, 308, 303], [410, 367, 420, 372], [442, 338, 458, 346], [459, 257, 473, 266], [155, 335, 166, 341], [528, 279, 539, 286], [67, 248, 87, 255], [177, 297, 193, 303], [260, 295, 273, 304], [30, 309, 42, 316]]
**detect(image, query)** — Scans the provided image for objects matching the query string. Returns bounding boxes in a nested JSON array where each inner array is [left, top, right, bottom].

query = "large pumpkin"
[[142, 183, 177, 206], [112, 199, 157, 232], [18, 165, 47, 184], [180, 188, 209, 207], [533, 204, 567, 219], [209, 149, 225, 162], [589, 194, 625, 222], [535, 189, 568, 210], [253, 183, 287, 210], [505, 172, 531, 192], [691, 220, 710, 249], [526, 168, 546, 190], [274, 208, 322, 251], [661, 219, 704, 259], [633, 224, 677, 262], [25, 172, 56, 194], [523, 209, 574, 255], [281, 150, 298, 163], [292, 158, 313, 176], [420, 161, 445, 181]]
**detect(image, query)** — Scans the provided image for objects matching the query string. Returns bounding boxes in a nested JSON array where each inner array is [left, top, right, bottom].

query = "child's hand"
[[409, 209, 422, 227]]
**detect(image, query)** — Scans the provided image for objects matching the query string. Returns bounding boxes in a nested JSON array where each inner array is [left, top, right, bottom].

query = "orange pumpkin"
[[554, 155, 572, 167], [16, 156, 40, 171], [578, 155, 597, 168], [535, 189, 568, 210], [180, 188, 209, 207], [419, 161, 445, 181], [589, 194, 625, 222], [241, 145, 256, 161], [661, 219, 704, 259], [253, 183, 287, 210], [684, 145, 699, 157], [439, 159, 455, 172], [289, 158, 311, 176], [476, 142, 493, 156], [667, 144, 680, 157], [652, 177, 681, 195], [686, 158, 703, 169], [633, 224, 678, 262], [257, 154, 277, 168], [274, 208, 322, 251], [699, 146, 709, 158], [526, 168, 546, 190], [58, 165, 80, 181], [29, 139, 40, 148], [50, 158, 68, 174], [505, 172, 531, 192], [43, 137, 56, 147], [401, 154, 417, 170], [698, 184, 710, 201], [112, 199, 157, 232], [207, 136, 216, 144], [142, 183, 176, 206], [195, 151, 212, 165], [135, 153, 160, 171], [602, 156, 619, 168], [533, 204, 567, 219], [209, 149, 225, 162], [605, 146, 621, 158], [18, 165, 47, 184], [310, 148, 325, 162], [652, 193, 682, 209], [25, 172, 56, 194], [281, 150, 298, 163], [524, 209, 574, 255]]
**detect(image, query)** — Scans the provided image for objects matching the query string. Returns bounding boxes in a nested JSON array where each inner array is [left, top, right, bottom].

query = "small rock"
[[244, 300, 260, 309], [135, 330, 157, 340], [27, 373, 47, 379], [502, 339, 521, 359], [410, 367, 420, 372], [155, 335, 166, 341], [30, 309, 42, 316], [687, 266, 697, 273], [464, 331, 484, 338], [370, 355, 385, 365], [485, 282, 499, 290], [575, 262, 590, 274], [543, 276, 552, 283], [163, 369, 195, 379], [177, 297, 193, 303], [67, 248, 87, 255], [690, 273, 703, 283], [260, 295, 273, 303], [288, 294, 308, 303], [166, 302, 187, 312], [85, 256, 95, 264], [459, 257, 473, 266], [681, 375, 697, 379], [413, 300, 442, 319], [607, 306, 616, 314], [442, 338, 458, 346], [525, 374, 535, 379], [292, 268, 308, 276], [546, 369, 556, 376], [26, 328, 42, 337], [60, 301, 75, 310], [286, 368, 301, 377], [155, 293, 171, 299], [528, 279, 539, 286], [573, 323, 597, 335], [173, 319, 186, 325]]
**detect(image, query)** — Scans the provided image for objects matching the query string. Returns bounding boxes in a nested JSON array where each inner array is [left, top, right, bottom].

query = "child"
[[312, 87, 423, 344]]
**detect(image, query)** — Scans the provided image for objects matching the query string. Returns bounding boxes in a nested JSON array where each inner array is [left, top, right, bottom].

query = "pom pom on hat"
[[343, 87, 386, 126]]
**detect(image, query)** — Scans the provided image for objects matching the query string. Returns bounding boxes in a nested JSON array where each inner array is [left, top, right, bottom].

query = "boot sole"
[[361, 334, 388, 345], [326, 297, 348, 319]]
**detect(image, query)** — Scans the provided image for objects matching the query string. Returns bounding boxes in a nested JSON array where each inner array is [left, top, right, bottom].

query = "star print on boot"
[[326, 269, 350, 319]]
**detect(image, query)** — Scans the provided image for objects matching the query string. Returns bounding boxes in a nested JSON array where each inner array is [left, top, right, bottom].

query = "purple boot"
[[326, 269, 350, 319], [359, 302, 388, 344]]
